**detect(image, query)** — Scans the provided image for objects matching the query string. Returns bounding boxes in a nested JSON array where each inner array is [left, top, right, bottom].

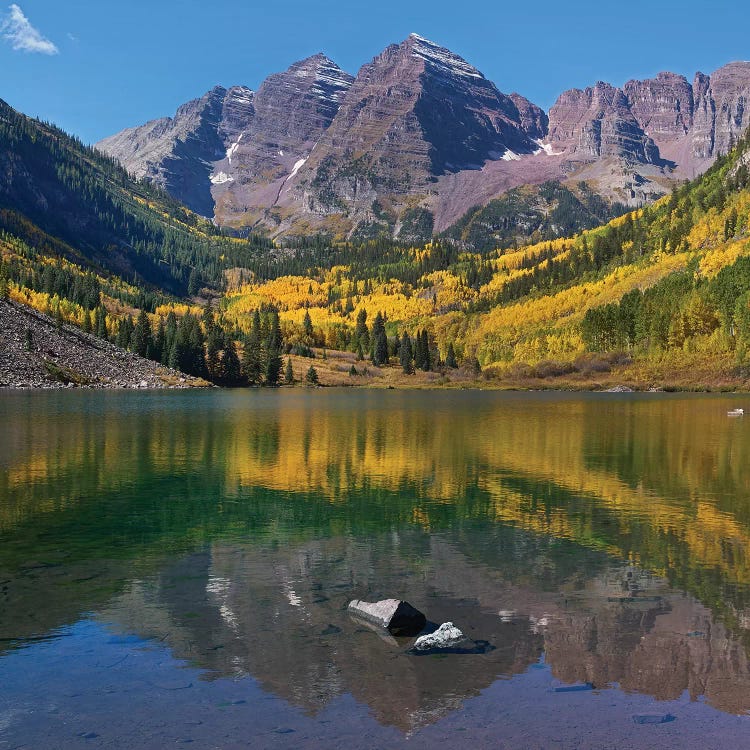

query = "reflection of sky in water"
[[3, 390, 750, 747], [2, 619, 748, 749]]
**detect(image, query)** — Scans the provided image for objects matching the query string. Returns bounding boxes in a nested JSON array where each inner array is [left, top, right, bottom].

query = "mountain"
[[96, 86, 254, 217], [0, 97, 268, 296], [98, 55, 354, 222], [97, 35, 554, 237], [97, 41, 750, 243], [544, 62, 750, 201], [98, 40, 750, 242]]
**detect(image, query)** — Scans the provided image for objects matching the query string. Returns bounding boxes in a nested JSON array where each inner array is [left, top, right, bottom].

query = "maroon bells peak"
[[97, 37, 750, 239]]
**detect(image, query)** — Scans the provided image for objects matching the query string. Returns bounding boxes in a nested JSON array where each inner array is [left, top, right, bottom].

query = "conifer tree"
[[241, 310, 263, 385], [132, 309, 153, 358], [371, 311, 388, 365], [420, 329, 431, 371], [445, 341, 458, 369], [303, 309, 313, 340], [95, 305, 108, 341], [354, 309, 369, 352], [116, 315, 134, 350], [285, 357, 294, 384], [163, 312, 178, 365], [400, 331, 414, 374], [219, 340, 243, 386], [153, 319, 166, 363], [206, 326, 224, 380], [170, 312, 207, 377], [413, 329, 425, 370], [265, 309, 283, 385], [305, 365, 319, 385]]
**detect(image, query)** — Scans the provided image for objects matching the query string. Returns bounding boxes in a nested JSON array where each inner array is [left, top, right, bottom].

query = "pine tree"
[[132, 309, 153, 359], [219, 340, 243, 386], [303, 309, 313, 340], [116, 315, 134, 350], [354, 309, 369, 352], [372, 311, 388, 365], [163, 312, 177, 365], [95, 305, 108, 340], [400, 331, 414, 374], [265, 310, 283, 385], [285, 357, 294, 384], [445, 341, 458, 369], [205, 326, 224, 380], [153, 319, 166, 363], [420, 329, 431, 371], [241, 310, 263, 385], [305, 365, 319, 385], [187, 267, 200, 296], [170, 313, 207, 377], [413, 329, 425, 370]]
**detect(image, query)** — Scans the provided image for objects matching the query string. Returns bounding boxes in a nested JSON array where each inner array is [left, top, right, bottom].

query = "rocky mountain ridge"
[[96, 36, 750, 239]]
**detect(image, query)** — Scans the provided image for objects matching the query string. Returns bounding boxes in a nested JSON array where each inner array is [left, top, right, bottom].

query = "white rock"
[[412, 622, 467, 651]]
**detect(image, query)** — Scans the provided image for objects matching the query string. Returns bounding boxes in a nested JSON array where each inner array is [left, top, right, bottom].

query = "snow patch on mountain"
[[210, 171, 234, 185], [288, 157, 306, 181], [226, 133, 243, 164], [534, 140, 563, 156], [408, 33, 483, 80]]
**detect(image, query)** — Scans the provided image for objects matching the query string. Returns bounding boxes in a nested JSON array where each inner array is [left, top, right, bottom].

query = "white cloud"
[[1, 4, 58, 55]]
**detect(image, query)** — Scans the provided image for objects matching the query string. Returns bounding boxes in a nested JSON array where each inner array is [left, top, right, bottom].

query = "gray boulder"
[[347, 598, 426, 636]]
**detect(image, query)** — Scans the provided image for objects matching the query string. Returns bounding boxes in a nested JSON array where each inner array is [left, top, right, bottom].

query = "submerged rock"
[[408, 622, 495, 656], [632, 713, 675, 725], [347, 598, 426, 636], [412, 622, 468, 652]]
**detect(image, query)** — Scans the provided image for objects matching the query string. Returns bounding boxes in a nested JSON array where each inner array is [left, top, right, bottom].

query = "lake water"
[[2, 389, 750, 749]]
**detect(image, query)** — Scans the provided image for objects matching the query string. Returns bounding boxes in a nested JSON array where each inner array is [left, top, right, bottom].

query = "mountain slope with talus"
[[97, 35, 750, 243]]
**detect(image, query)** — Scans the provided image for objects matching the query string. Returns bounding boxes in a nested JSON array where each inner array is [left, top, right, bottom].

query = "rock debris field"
[[0, 299, 205, 389]]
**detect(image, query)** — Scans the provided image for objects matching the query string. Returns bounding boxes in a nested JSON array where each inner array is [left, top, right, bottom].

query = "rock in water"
[[412, 622, 468, 652], [347, 599, 426, 636]]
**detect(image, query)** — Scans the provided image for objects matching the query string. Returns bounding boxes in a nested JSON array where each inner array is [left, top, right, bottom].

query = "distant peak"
[[403, 33, 484, 80]]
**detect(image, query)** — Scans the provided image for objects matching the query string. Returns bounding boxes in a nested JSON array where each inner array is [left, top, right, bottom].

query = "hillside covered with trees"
[[3, 93, 750, 389]]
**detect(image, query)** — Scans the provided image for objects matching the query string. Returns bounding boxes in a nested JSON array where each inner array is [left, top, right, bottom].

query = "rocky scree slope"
[[0, 298, 204, 388]]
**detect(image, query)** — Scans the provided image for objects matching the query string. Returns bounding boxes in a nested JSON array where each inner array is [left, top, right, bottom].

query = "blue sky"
[[1, 0, 749, 145]]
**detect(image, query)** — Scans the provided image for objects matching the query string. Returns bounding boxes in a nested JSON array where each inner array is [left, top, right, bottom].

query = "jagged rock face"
[[623, 72, 694, 145], [691, 62, 750, 161], [549, 63, 750, 175], [548, 82, 661, 163], [97, 86, 253, 216], [509, 93, 549, 141], [98, 36, 750, 238], [96, 56, 353, 221], [285, 34, 541, 223], [212, 54, 354, 225], [218, 86, 256, 144]]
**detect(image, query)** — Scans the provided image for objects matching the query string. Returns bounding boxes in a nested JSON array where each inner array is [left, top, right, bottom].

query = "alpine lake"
[[2, 389, 750, 749]]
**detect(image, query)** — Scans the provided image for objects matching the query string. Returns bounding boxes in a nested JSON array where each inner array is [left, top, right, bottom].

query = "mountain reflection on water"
[[3, 389, 750, 735]]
